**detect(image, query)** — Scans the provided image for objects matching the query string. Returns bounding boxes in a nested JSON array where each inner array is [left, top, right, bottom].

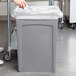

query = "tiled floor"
[[0, 20, 76, 76]]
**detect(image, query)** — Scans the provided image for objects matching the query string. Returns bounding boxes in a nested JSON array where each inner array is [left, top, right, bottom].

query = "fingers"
[[23, 1, 27, 6], [19, 2, 22, 8], [21, 1, 25, 8], [19, 1, 26, 8], [22, 2, 25, 8], [14, 0, 27, 8]]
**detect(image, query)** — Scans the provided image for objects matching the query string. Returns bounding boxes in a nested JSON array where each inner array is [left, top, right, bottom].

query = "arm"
[[14, 0, 26, 8]]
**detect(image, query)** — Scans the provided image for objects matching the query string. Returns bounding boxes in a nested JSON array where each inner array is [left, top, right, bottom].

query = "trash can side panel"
[[52, 20, 58, 73], [16, 20, 23, 72], [16, 19, 57, 73], [22, 25, 53, 72]]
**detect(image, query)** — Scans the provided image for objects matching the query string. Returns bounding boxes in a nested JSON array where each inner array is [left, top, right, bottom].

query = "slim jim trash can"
[[16, 16, 57, 73], [12, 6, 63, 75]]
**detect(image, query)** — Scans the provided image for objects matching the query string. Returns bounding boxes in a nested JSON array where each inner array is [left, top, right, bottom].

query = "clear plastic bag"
[[12, 6, 63, 18]]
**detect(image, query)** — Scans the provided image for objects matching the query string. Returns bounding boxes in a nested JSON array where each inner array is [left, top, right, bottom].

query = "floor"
[[0, 20, 76, 76]]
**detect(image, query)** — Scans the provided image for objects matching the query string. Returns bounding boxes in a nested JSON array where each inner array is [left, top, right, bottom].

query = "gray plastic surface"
[[16, 18, 57, 74]]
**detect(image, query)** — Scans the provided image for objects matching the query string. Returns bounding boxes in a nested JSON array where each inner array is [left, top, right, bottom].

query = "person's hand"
[[14, 0, 27, 8]]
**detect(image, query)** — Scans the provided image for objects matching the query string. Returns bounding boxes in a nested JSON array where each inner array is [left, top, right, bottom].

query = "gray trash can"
[[16, 16, 57, 73], [12, 6, 62, 74]]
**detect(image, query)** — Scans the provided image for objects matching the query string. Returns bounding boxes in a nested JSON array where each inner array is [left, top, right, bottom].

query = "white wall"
[[0, 2, 15, 15], [0, 1, 59, 15]]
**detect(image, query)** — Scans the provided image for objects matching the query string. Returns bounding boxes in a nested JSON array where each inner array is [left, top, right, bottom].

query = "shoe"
[[0, 60, 4, 65], [0, 47, 4, 52]]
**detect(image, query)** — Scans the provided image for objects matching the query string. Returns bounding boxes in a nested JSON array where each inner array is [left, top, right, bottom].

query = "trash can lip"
[[16, 16, 58, 20]]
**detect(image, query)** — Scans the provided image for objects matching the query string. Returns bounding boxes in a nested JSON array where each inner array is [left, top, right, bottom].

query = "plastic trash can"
[[12, 6, 63, 74]]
